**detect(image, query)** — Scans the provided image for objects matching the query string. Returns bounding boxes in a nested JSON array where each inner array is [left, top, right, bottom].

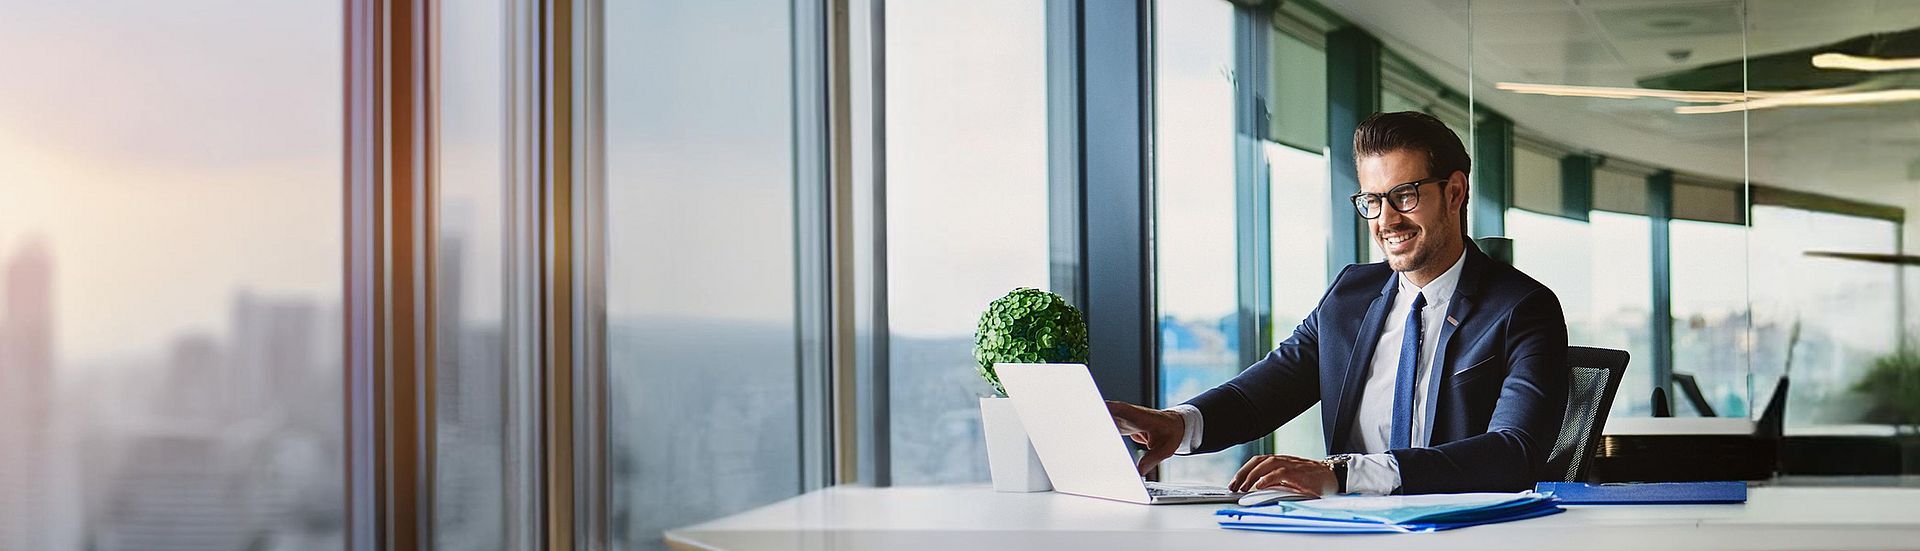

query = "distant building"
[[0, 239, 70, 550], [85, 289, 341, 550]]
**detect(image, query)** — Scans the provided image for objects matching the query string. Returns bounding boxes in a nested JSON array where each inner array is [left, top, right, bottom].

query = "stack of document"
[[1216, 492, 1562, 533]]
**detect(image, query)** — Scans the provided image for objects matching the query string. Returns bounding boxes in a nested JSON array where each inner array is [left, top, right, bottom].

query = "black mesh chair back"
[[1544, 346, 1630, 482]]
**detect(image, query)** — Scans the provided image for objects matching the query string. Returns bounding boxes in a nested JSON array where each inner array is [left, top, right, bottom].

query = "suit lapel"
[[1421, 243, 1488, 444], [1332, 273, 1398, 452]]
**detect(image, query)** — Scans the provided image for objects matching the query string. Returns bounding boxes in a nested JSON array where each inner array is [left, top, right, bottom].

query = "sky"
[[0, 0, 341, 364]]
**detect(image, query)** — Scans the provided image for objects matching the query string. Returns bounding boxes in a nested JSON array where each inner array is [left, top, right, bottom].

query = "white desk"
[[665, 484, 1920, 551]]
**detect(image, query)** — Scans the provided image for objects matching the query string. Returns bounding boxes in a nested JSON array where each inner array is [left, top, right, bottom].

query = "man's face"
[[1357, 149, 1464, 275]]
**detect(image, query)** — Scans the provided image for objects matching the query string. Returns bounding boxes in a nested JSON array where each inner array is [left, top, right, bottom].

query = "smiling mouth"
[[1381, 231, 1416, 247]]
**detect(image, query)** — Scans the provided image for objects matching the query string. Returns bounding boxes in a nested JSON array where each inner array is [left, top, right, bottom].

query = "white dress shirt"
[[1170, 249, 1468, 495]]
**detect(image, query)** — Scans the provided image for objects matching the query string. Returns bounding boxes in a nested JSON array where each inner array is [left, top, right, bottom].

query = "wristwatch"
[[1323, 454, 1356, 495]]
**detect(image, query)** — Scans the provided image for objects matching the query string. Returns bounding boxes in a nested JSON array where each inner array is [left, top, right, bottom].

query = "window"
[[1264, 22, 1332, 458], [1266, 142, 1331, 456], [1510, 209, 1655, 417], [603, 1, 814, 548], [884, 0, 1052, 485], [1153, 0, 1248, 483], [0, 1, 344, 547], [436, 0, 515, 547], [1670, 219, 1752, 417], [1749, 206, 1901, 426]]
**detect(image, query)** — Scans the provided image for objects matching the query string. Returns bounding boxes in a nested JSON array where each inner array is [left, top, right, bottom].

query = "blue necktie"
[[1390, 292, 1427, 450]]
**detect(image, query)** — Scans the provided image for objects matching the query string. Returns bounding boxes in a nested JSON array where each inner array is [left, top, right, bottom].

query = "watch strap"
[[1326, 454, 1352, 494]]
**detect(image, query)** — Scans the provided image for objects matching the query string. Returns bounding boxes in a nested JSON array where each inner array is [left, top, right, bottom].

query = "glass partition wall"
[[1460, 0, 1753, 420], [1176, 0, 1918, 479], [1304, 0, 1919, 436], [1740, 0, 1917, 432], [1465, 0, 1917, 429]]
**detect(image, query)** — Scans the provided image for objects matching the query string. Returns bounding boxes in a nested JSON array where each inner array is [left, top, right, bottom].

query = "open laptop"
[[995, 362, 1243, 504]]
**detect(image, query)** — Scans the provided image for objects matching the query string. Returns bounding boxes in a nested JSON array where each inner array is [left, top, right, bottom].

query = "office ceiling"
[[1319, 0, 1920, 208]]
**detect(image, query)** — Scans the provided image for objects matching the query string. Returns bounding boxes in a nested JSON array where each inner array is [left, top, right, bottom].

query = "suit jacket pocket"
[[1447, 355, 1500, 388]]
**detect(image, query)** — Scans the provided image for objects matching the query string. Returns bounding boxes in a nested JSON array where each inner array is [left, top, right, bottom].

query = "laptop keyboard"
[[1144, 482, 1235, 497]]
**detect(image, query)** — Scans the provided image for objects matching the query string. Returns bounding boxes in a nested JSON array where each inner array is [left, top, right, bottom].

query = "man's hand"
[[1104, 400, 1185, 476], [1229, 454, 1338, 496]]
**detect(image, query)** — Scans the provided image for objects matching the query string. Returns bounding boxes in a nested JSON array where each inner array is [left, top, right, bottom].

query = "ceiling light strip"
[[1675, 89, 1920, 114], [1494, 82, 1754, 103], [1811, 53, 1920, 72]]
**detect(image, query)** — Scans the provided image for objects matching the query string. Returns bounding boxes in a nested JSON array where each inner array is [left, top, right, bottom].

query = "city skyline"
[[0, 240, 346, 550]]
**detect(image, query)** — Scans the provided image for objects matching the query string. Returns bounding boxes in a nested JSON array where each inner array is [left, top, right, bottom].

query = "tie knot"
[[1411, 291, 1427, 311]]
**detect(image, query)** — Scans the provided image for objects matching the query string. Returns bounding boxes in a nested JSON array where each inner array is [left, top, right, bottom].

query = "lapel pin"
[[1447, 316, 1460, 326]]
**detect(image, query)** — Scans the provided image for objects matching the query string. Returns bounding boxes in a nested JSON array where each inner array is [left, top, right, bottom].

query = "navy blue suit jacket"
[[1183, 241, 1568, 493]]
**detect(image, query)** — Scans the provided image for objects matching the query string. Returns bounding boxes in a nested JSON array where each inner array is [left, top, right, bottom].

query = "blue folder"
[[1533, 481, 1747, 505], [1219, 499, 1564, 533], [1216, 492, 1564, 534], [1219, 503, 1564, 533]]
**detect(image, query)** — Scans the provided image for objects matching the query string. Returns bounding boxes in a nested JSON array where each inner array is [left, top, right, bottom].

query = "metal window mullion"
[[1047, 0, 1086, 309], [1560, 154, 1594, 222], [1325, 26, 1379, 276], [1898, 226, 1908, 353], [344, 0, 379, 547], [502, 0, 547, 548], [1470, 112, 1512, 238], [1649, 170, 1675, 412], [539, 0, 578, 547], [413, 1, 441, 544], [568, 0, 609, 547], [345, 0, 438, 548], [825, 0, 861, 485], [1082, 0, 1154, 407], [792, 0, 835, 493], [852, 0, 892, 488]]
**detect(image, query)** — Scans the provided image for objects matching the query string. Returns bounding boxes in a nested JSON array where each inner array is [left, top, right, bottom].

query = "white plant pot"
[[980, 396, 1052, 492]]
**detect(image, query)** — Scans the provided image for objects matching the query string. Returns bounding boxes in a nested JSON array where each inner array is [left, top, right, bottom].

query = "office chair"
[[1544, 346, 1631, 483], [1668, 372, 1718, 417]]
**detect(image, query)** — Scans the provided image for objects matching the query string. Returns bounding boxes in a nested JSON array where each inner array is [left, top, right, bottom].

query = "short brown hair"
[[1354, 111, 1471, 228]]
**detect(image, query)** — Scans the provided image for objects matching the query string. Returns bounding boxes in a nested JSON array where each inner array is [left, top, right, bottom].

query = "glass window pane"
[[1267, 142, 1331, 456], [604, 1, 805, 548], [1670, 219, 1751, 417], [1745, 0, 1918, 431], [436, 0, 510, 547], [1463, 0, 1746, 422], [0, 2, 343, 547], [1153, 0, 1246, 484], [884, 0, 1051, 486], [1749, 206, 1900, 426], [1267, 28, 1326, 154], [1510, 210, 1655, 417]]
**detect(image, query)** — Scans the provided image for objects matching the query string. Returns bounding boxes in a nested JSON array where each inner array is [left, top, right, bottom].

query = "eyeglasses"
[[1350, 177, 1446, 219]]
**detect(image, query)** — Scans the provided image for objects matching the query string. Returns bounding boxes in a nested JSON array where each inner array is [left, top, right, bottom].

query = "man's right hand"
[[1105, 400, 1187, 476]]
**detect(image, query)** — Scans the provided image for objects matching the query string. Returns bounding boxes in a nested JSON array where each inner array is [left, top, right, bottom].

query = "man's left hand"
[[1228, 454, 1338, 496]]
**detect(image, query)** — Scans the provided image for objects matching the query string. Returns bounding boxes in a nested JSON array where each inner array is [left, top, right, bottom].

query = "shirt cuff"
[[1343, 453, 1402, 495], [1167, 404, 1204, 455]]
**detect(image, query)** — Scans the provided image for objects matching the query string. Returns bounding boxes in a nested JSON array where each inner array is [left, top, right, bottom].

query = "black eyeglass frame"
[[1349, 176, 1448, 219]]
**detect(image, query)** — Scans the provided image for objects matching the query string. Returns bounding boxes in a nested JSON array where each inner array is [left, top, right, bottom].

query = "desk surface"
[[665, 484, 1920, 551]]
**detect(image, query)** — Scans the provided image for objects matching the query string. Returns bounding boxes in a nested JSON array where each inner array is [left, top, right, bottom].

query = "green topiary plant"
[[974, 287, 1090, 397], [1854, 348, 1920, 432]]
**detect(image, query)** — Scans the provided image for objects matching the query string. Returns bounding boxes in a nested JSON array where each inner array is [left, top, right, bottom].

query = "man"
[[1109, 111, 1568, 496]]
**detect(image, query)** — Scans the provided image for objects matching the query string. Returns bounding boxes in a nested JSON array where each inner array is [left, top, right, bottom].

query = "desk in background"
[[666, 482, 1920, 551]]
